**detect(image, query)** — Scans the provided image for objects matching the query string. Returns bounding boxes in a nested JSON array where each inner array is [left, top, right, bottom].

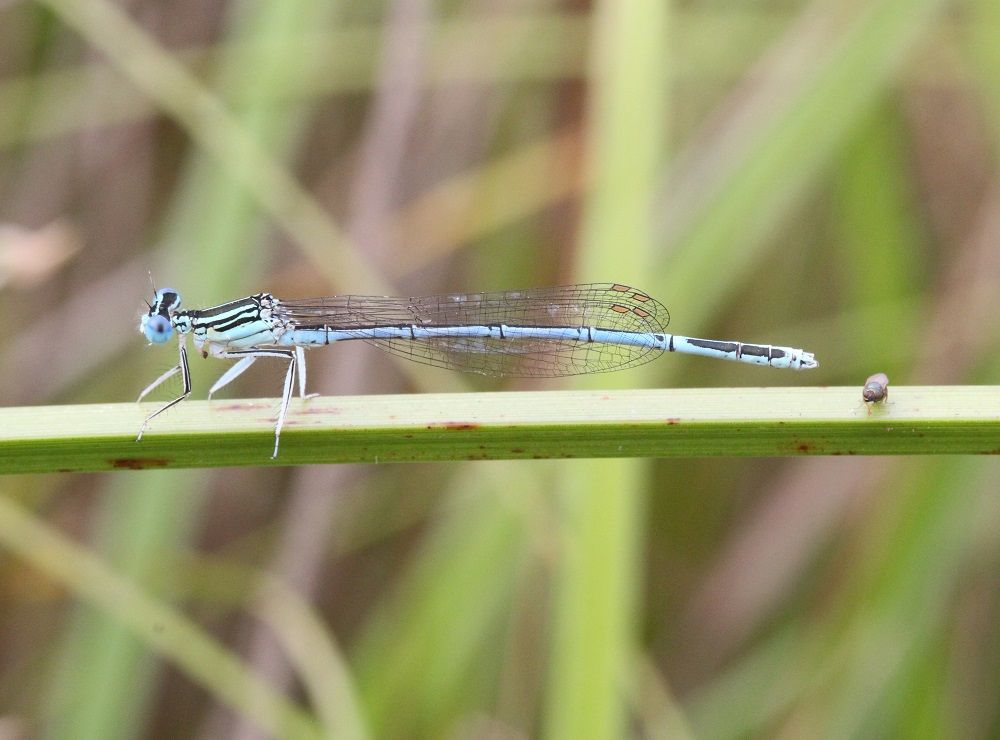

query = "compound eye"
[[144, 314, 174, 344]]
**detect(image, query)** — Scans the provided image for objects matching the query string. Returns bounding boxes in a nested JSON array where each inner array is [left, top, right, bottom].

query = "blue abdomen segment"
[[668, 336, 815, 369], [268, 323, 815, 368], [278, 324, 669, 349], [589, 328, 667, 349]]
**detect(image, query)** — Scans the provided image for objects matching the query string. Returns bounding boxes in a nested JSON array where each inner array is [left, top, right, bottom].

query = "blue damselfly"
[[137, 283, 818, 457]]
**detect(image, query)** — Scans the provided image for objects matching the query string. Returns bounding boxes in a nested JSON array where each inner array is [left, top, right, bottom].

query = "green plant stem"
[[3, 387, 999, 473]]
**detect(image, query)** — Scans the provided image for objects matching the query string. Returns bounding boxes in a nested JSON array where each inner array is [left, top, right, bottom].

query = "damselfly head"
[[138, 288, 182, 343]]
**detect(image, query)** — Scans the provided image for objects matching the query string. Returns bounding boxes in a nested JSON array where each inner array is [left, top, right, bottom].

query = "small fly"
[[862, 372, 889, 412]]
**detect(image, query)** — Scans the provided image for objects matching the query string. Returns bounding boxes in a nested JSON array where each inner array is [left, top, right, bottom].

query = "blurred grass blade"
[[35, 0, 382, 293], [0, 495, 321, 739], [543, 0, 668, 736], [353, 469, 535, 737], [251, 574, 370, 739], [656, 0, 950, 323], [32, 0, 342, 736]]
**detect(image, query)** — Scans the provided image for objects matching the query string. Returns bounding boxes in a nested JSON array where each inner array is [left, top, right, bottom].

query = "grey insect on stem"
[[862, 372, 889, 413]]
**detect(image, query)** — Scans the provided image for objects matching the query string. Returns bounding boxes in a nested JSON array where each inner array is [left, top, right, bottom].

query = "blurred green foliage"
[[1, 0, 999, 738]]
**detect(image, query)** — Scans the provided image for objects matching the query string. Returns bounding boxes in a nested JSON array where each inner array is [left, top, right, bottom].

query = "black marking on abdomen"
[[738, 344, 771, 358], [687, 338, 739, 353], [738, 344, 788, 361]]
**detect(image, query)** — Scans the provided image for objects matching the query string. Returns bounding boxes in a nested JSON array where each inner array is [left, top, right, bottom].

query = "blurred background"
[[1, 0, 1000, 737]]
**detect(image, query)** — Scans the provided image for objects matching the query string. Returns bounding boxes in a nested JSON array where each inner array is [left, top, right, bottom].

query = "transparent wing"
[[274, 283, 669, 377]]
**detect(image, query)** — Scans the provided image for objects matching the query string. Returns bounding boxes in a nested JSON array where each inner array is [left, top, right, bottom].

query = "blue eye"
[[144, 314, 174, 344]]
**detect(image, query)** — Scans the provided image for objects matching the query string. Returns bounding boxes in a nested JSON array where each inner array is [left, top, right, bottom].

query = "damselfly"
[[137, 283, 818, 457]]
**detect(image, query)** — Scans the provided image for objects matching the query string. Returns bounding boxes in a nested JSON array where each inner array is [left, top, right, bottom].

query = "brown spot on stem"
[[110, 458, 169, 470]]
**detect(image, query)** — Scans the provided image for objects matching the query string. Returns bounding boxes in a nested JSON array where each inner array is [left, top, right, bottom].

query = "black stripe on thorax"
[[188, 296, 265, 332], [191, 295, 263, 319]]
